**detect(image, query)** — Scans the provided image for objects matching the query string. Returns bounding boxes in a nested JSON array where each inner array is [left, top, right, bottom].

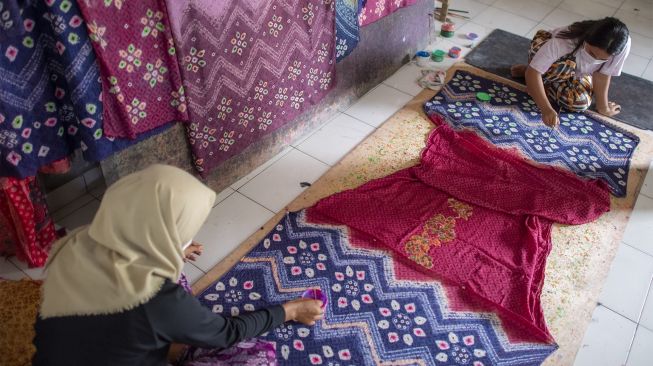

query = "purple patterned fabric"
[[166, 0, 336, 176], [182, 340, 277, 366], [176, 272, 278, 366]]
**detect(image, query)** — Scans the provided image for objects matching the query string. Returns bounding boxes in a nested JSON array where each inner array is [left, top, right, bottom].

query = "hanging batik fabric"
[[310, 121, 611, 341], [0, 0, 172, 179], [358, 0, 417, 27], [335, 0, 364, 62], [77, 0, 188, 139], [0, 177, 57, 268], [166, 0, 336, 176]]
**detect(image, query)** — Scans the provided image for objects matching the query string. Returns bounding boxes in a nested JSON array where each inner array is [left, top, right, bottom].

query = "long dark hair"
[[557, 17, 629, 55]]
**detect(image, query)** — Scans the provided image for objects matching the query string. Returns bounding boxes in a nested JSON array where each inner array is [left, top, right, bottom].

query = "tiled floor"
[[4, 0, 652, 365]]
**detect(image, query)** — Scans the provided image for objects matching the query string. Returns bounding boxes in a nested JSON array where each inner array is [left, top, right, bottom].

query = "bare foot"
[[510, 64, 527, 78]]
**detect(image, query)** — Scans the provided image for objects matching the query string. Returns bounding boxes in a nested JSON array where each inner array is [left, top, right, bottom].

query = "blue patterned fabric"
[[424, 70, 639, 197], [197, 211, 557, 365], [0, 0, 169, 178], [335, 0, 364, 62]]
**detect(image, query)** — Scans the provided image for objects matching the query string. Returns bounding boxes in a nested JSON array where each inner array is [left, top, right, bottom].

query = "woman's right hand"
[[542, 107, 559, 128], [282, 298, 324, 326]]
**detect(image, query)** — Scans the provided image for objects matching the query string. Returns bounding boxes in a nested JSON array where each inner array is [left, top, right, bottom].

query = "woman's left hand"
[[184, 243, 203, 262], [598, 101, 621, 117]]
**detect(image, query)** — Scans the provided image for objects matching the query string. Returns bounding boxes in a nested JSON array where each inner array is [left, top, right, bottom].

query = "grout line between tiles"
[[55, 198, 101, 223], [232, 147, 295, 191], [237, 190, 277, 215], [622, 241, 653, 259]]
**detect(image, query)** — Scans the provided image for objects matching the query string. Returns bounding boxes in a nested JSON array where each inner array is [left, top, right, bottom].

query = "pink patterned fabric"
[[166, 0, 336, 176], [78, 0, 188, 139], [358, 0, 418, 26], [311, 119, 610, 340]]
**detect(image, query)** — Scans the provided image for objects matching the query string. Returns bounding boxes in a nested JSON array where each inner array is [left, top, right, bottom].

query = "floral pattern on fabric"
[[335, 0, 364, 62], [358, 0, 417, 27], [77, 0, 188, 139], [404, 198, 473, 269], [0, 0, 172, 179], [167, 0, 336, 176], [0, 177, 57, 267], [424, 70, 639, 197], [196, 212, 557, 365]]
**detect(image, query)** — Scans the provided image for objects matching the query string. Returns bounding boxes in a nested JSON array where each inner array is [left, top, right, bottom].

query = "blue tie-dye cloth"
[[0, 0, 169, 178], [424, 70, 639, 197], [335, 0, 364, 62]]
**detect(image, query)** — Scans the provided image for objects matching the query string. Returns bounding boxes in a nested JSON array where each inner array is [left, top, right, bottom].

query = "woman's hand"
[[597, 101, 621, 117], [542, 107, 559, 128], [183, 243, 203, 262], [282, 298, 324, 326]]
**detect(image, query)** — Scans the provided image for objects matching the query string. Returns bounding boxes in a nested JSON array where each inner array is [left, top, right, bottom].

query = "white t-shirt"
[[529, 26, 631, 77]]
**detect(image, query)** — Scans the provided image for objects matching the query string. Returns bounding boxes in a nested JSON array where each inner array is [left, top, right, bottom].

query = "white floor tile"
[[82, 167, 103, 189], [383, 64, 425, 96], [214, 187, 235, 207], [55, 199, 101, 231], [642, 60, 653, 82], [534, 0, 564, 6], [448, 0, 490, 19], [230, 146, 293, 190], [592, 0, 624, 8], [8, 257, 46, 280], [616, 9, 653, 38], [619, 0, 653, 20], [630, 33, 653, 59], [239, 149, 329, 212], [51, 193, 97, 222], [45, 176, 87, 212], [493, 0, 556, 22], [475, 0, 497, 5], [297, 114, 375, 166], [0, 258, 28, 280], [192, 192, 274, 272], [182, 262, 205, 285], [542, 8, 587, 28], [626, 326, 653, 365], [640, 284, 653, 330], [88, 183, 107, 200], [573, 305, 636, 366], [622, 195, 653, 256], [640, 161, 653, 199], [559, 0, 618, 19], [473, 6, 539, 36], [525, 22, 555, 39], [598, 243, 653, 321], [343, 84, 413, 128], [623, 53, 650, 76]]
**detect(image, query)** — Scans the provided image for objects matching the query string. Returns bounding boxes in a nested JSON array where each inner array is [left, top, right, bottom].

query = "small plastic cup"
[[302, 288, 327, 309]]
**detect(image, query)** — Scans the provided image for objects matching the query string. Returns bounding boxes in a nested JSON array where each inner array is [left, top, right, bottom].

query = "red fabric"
[[0, 177, 57, 268], [78, 0, 188, 139], [310, 120, 610, 340], [358, 0, 418, 27]]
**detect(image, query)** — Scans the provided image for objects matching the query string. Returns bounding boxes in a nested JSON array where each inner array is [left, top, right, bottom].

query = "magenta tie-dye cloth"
[[358, 0, 418, 26], [166, 0, 336, 176]]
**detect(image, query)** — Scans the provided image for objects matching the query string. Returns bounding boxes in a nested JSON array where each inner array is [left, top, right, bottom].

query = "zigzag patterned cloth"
[[197, 211, 557, 365], [335, 0, 363, 62], [167, 0, 336, 176], [423, 70, 639, 197], [0, 0, 171, 179]]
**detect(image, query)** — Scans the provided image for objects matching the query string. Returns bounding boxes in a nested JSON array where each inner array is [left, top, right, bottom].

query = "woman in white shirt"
[[511, 17, 630, 128]]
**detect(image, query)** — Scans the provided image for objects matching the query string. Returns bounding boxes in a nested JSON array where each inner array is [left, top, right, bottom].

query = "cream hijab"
[[40, 164, 216, 319]]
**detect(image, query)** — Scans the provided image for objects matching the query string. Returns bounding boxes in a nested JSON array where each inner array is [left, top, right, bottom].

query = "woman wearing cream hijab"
[[33, 164, 322, 365]]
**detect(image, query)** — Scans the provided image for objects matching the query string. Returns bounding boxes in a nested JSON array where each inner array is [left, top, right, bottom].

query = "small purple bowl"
[[302, 288, 327, 308]]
